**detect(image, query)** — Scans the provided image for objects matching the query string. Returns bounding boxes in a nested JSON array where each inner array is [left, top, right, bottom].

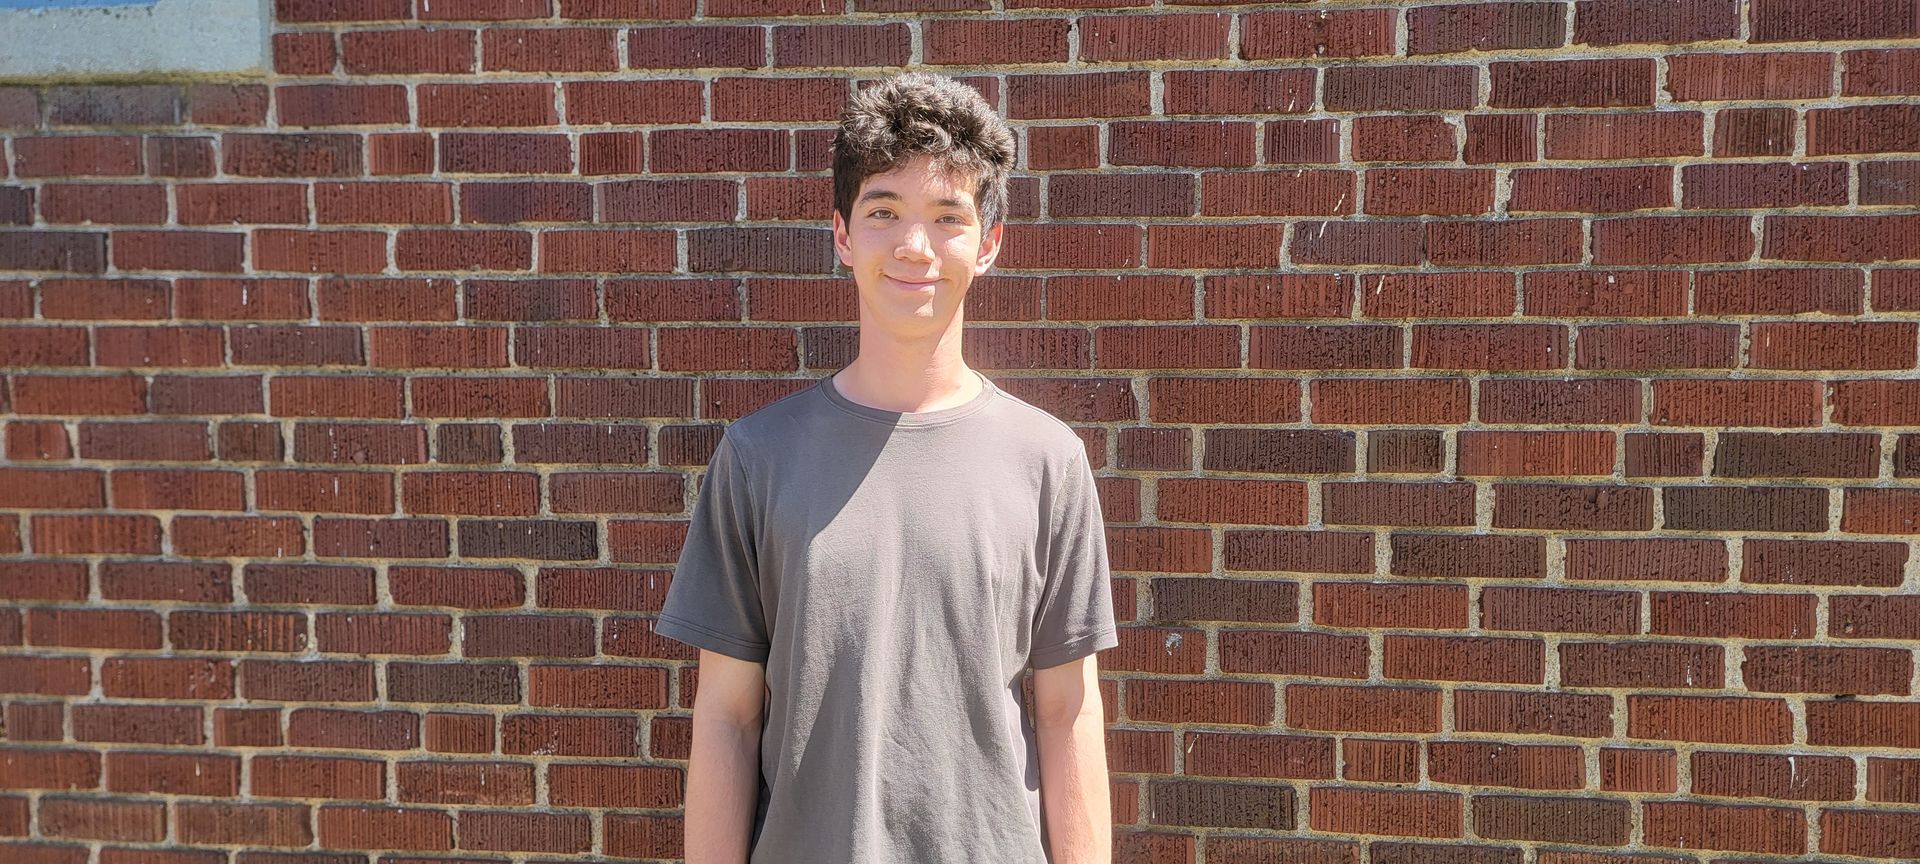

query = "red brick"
[[1546, 112, 1704, 159], [1409, 2, 1566, 54], [1482, 586, 1637, 634], [1831, 379, 1920, 426], [1198, 168, 1351, 216], [1455, 689, 1613, 737], [1562, 642, 1723, 689], [252, 755, 384, 801], [253, 229, 388, 274], [1665, 486, 1828, 532], [1577, 323, 1738, 370], [1365, 168, 1494, 216], [1430, 741, 1583, 790], [26, 609, 161, 650], [626, 23, 761, 68], [1822, 809, 1920, 859], [1220, 630, 1367, 679], [1491, 58, 1655, 107], [31, 514, 161, 555], [1475, 795, 1630, 846], [1184, 732, 1333, 780], [1751, 0, 1920, 41], [317, 805, 453, 851], [0, 657, 91, 696], [1594, 213, 1756, 268], [1314, 582, 1468, 630], [1715, 106, 1797, 157], [1512, 166, 1672, 213], [440, 132, 574, 174], [101, 657, 234, 699], [1868, 757, 1920, 803], [1808, 105, 1920, 156], [1390, 533, 1545, 580], [1645, 800, 1805, 854], [223, 133, 362, 177], [1845, 47, 1920, 96], [315, 181, 454, 225], [1842, 487, 1920, 534], [1324, 65, 1477, 112], [527, 665, 666, 709], [1249, 325, 1398, 370], [1744, 645, 1911, 696], [1864, 164, 1920, 207], [1313, 379, 1469, 425], [1493, 483, 1650, 531], [1265, 118, 1341, 164], [1310, 787, 1460, 838], [1686, 162, 1849, 209], [273, 31, 338, 74], [1667, 51, 1833, 101], [1007, 71, 1152, 120], [1287, 684, 1439, 734], [1744, 537, 1907, 587], [1427, 218, 1584, 265], [1383, 635, 1543, 684], [0, 749, 99, 791], [769, 22, 908, 66], [1411, 323, 1565, 370], [1349, 115, 1456, 162], [275, 84, 406, 126], [396, 762, 533, 805], [1165, 70, 1314, 116], [1574, 0, 1738, 45], [1696, 267, 1863, 315], [169, 610, 307, 652], [287, 708, 418, 750], [1241, 9, 1396, 58], [1147, 224, 1281, 268], [175, 801, 312, 846], [1465, 113, 1537, 163], [458, 810, 589, 853], [481, 27, 616, 72], [1127, 680, 1272, 726], [1289, 220, 1422, 266], [1079, 13, 1228, 61], [1224, 530, 1374, 574], [1343, 738, 1419, 783], [39, 798, 163, 842], [73, 704, 203, 745], [313, 278, 459, 324], [1715, 432, 1879, 480], [1630, 695, 1793, 745], [1653, 379, 1821, 427]]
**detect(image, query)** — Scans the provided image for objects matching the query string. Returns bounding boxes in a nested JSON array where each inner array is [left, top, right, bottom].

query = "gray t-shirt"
[[656, 368, 1119, 863]]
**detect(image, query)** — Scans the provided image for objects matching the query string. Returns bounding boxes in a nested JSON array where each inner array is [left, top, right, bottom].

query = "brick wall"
[[2, 0, 1919, 862]]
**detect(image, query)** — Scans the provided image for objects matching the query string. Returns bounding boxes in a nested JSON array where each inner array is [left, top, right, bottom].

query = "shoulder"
[[980, 380, 1096, 470], [715, 378, 822, 452]]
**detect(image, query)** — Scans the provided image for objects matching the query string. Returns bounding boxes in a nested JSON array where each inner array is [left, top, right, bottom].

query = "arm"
[[1033, 653, 1112, 864], [683, 649, 766, 864]]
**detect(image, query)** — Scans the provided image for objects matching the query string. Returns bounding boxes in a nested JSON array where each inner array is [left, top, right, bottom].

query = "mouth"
[[886, 275, 940, 290]]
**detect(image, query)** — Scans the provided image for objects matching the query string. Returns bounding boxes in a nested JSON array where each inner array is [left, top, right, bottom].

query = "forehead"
[[855, 155, 978, 209]]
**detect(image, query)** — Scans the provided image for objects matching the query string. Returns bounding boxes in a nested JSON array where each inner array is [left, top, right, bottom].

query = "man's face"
[[831, 153, 1004, 335]]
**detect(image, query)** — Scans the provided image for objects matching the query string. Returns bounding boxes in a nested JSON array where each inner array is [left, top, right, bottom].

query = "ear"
[[973, 219, 1004, 276], [831, 209, 853, 270]]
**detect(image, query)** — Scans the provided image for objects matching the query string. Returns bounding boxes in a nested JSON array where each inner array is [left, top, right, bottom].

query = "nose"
[[895, 221, 934, 262]]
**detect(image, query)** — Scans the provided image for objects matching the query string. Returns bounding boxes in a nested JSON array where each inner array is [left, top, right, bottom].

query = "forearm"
[[683, 710, 762, 864], [1036, 709, 1113, 864]]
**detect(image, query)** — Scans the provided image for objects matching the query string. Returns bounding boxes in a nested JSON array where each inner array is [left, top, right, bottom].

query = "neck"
[[834, 305, 980, 414]]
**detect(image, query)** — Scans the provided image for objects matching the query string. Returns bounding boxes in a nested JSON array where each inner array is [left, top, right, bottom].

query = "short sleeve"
[[1028, 447, 1119, 669], [655, 431, 771, 664]]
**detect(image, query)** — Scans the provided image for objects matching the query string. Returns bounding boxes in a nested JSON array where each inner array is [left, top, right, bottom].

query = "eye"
[[867, 208, 893, 219]]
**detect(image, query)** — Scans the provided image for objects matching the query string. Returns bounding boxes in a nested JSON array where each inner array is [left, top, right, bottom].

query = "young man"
[[654, 71, 1120, 863]]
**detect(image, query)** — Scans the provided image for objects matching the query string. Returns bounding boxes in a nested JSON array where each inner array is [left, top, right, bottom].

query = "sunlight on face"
[[832, 154, 1004, 335]]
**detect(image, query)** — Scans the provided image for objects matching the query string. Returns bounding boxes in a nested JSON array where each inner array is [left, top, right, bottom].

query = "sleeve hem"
[[653, 614, 769, 664], [1028, 627, 1118, 670]]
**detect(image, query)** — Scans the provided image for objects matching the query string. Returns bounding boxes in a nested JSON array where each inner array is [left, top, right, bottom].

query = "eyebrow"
[[856, 189, 969, 209]]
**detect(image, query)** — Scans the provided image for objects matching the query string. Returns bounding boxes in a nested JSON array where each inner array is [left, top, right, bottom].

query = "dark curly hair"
[[831, 72, 1017, 232]]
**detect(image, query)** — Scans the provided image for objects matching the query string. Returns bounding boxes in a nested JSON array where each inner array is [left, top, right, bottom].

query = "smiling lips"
[[889, 276, 940, 288]]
